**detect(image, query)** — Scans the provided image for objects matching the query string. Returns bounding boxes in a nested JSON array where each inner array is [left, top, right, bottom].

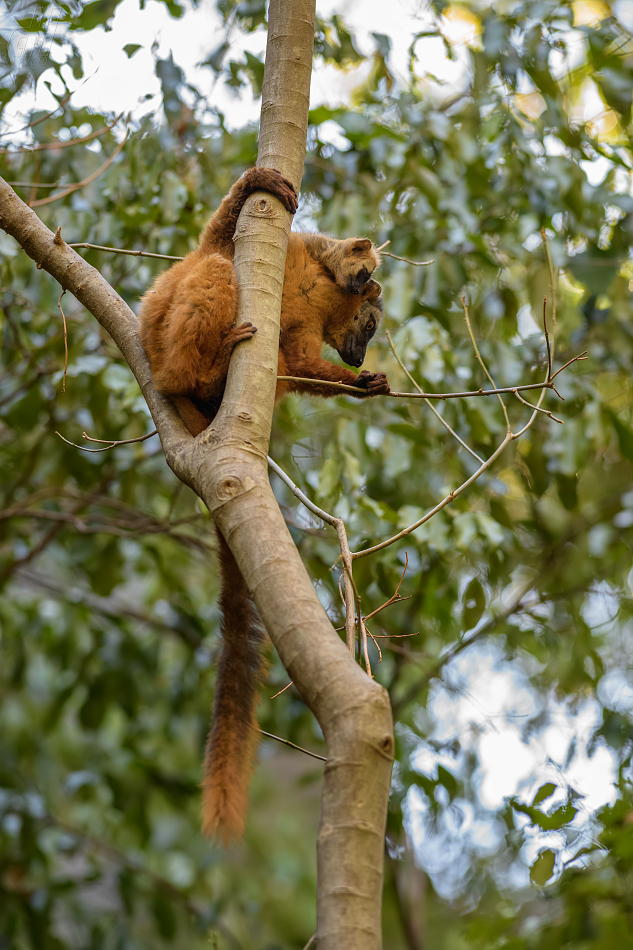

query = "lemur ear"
[[362, 279, 382, 300], [352, 239, 373, 254]]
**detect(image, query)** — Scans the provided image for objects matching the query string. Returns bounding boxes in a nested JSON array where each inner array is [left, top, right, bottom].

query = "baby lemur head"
[[326, 279, 383, 368], [322, 238, 381, 296]]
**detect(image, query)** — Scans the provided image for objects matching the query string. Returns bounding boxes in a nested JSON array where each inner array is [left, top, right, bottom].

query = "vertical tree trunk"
[[0, 2, 394, 944]]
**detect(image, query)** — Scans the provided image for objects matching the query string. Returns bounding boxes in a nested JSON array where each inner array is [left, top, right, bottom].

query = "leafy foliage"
[[1, 1, 633, 947]]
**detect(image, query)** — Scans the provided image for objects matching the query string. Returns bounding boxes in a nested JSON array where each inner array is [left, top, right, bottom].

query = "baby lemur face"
[[326, 279, 383, 368], [323, 238, 381, 296]]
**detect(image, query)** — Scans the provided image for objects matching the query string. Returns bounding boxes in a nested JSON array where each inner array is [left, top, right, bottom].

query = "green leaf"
[[151, 892, 177, 939], [462, 577, 485, 630], [530, 848, 556, 886], [608, 411, 633, 462], [532, 782, 556, 806], [123, 44, 141, 58], [70, 0, 123, 32]]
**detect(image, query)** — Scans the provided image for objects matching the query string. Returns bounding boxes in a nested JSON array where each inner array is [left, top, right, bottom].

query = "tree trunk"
[[0, 2, 394, 944]]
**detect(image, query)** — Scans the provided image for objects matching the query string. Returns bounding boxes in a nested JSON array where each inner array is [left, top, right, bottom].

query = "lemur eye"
[[366, 319, 375, 331]]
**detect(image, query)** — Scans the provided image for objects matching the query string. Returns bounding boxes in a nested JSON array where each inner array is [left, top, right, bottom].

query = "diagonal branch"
[[386, 329, 484, 463]]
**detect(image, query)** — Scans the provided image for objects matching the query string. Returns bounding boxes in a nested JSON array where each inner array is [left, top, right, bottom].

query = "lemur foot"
[[226, 322, 258, 350], [244, 167, 298, 215]]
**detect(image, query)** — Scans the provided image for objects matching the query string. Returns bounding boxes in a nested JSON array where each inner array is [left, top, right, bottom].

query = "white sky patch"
[[406, 643, 618, 894], [516, 303, 542, 339], [3, 0, 466, 133]]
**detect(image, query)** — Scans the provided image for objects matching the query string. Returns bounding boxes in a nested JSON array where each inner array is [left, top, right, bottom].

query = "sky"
[[2, 0, 627, 894], [4, 0, 473, 132]]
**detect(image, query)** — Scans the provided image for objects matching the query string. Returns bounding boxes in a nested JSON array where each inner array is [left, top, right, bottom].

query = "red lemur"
[[139, 167, 390, 844]]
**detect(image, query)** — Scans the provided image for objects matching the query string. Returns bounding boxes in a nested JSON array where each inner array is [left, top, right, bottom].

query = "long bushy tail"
[[201, 529, 268, 844]]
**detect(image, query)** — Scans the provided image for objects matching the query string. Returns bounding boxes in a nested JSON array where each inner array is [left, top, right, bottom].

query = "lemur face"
[[324, 279, 383, 368], [321, 238, 381, 295], [341, 239, 380, 295]]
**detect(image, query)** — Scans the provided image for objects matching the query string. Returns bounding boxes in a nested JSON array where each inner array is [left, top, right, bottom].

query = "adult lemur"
[[139, 167, 390, 843]]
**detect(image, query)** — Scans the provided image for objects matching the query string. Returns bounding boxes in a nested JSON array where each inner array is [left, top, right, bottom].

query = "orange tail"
[[201, 530, 268, 844]]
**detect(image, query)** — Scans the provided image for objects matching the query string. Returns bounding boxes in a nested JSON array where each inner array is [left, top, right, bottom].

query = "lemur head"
[[322, 238, 381, 296], [326, 279, 383, 368]]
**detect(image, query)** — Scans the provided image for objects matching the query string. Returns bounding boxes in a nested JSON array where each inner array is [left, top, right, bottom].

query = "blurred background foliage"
[[1, 0, 633, 946]]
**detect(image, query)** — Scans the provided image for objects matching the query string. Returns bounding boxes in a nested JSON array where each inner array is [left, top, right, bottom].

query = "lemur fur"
[[139, 167, 389, 844]]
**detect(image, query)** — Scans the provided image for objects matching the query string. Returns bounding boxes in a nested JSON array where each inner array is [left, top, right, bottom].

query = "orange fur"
[[139, 167, 389, 845]]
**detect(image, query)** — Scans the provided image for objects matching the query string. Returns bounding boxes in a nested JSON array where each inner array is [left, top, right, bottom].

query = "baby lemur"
[[139, 166, 390, 844]]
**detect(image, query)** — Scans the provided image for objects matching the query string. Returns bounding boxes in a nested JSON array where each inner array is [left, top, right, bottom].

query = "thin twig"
[[382, 250, 434, 266], [44, 812, 207, 919], [366, 625, 383, 663], [55, 429, 158, 453], [275, 375, 581, 400], [551, 351, 588, 381], [270, 681, 294, 699], [462, 295, 511, 433], [31, 130, 129, 207], [258, 729, 326, 762], [267, 455, 337, 526], [513, 390, 563, 423], [337, 519, 357, 655], [360, 616, 372, 677], [543, 296, 552, 378], [7, 181, 62, 189], [351, 432, 513, 560], [0, 113, 123, 154], [17, 569, 207, 651], [541, 228, 557, 348], [356, 242, 570, 562], [370, 631, 419, 639], [0, 92, 71, 138], [267, 456, 357, 655], [386, 329, 484, 463], [302, 935, 317, 950], [57, 290, 68, 392], [69, 242, 184, 262]]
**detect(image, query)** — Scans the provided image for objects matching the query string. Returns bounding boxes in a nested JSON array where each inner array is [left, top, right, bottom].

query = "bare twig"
[[69, 242, 184, 262], [268, 454, 357, 655], [351, 433, 513, 560], [275, 374, 584, 400], [462, 295, 511, 433], [513, 389, 563, 423], [382, 250, 434, 266], [1, 505, 212, 552], [56, 289, 69, 392], [366, 627, 383, 663], [17, 569, 207, 652], [0, 93, 71, 138], [55, 429, 158, 453], [0, 113, 123, 155], [270, 681, 294, 699], [7, 181, 62, 189], [541, 228, 557, 346], [267, 455, 338, 527], [543, 296, 552, 378], [386, 329, 484, 463], [259, 729, 326, 762], [360, 615, 373, 676], [44, 812, 207, 918], [31, 130, 129, 207], [355, 236, 568, 563], [551, 352, 588, 381]]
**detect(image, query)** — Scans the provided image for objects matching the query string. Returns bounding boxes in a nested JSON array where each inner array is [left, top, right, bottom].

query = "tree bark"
[[0, 2, 394, 944]]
